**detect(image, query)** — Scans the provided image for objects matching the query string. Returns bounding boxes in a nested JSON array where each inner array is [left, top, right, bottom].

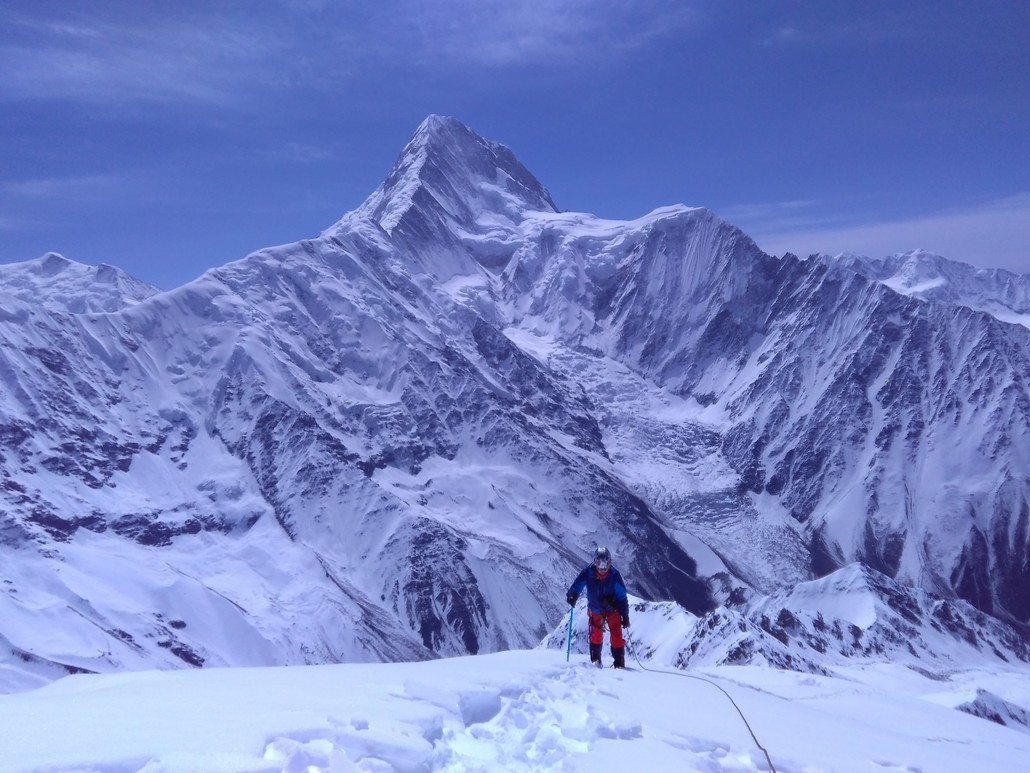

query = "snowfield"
[[1, 647, 1028, 772]]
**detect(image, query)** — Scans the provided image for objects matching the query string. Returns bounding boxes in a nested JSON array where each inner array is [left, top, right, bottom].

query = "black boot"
[[589, 643, 602, 666], [612, 646, 625, 668]]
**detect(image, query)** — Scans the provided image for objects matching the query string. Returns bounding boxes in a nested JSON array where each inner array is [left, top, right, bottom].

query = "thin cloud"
[[370, 0, 704, 67], [4, 174, 122, 198], [750, 194, 1030, 274], [760, 16, 920, 48], [0, 10, 282, 106], [718, 199, 823, 229], [0, 174, 135, 229], [281, 142, 338, 164], [0, 2, 704, 110], [3, 175, 125, 201], [763, 25, 803, 46], [0, 214, 25, 231]]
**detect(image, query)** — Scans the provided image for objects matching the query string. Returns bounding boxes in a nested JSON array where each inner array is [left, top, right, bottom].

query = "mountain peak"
[[38, 252, 73, 276], [341, 115, 558, 238], [0, 252, 160, 313], [412, 113, 473, 142]]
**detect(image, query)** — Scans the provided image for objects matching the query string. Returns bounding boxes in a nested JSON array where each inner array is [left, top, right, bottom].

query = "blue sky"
[[2, 0, 1028, 289]]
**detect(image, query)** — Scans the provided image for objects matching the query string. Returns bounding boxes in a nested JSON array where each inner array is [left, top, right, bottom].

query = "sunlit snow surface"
[[0, 253, 160, 312], [1, 647, 1029, 773]]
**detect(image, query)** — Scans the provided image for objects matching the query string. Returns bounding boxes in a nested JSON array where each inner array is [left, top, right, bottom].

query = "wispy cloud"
[[744, 194, 1030, 273], [389, 0, 703, 67], [764, 25, 804, 46], [0, 214, 25, 231], [760, 15, 919, 48], [0, 175, 134, 229], [3, 174, 124, 199], [0, 9, 282, 107], [281, 142, 339, 164], [0, 2, 704, 110], [717, 199, 827, 230]]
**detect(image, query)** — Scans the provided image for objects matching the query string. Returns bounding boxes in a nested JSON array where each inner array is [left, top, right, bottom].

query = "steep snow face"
[[327, 115, 558, 279], [494, 196, 1030, 627], [712, 254, 1030, 626], [502, 205, 765, 362], [502, 206, 1030, 627], [0, 252, 160, 312]]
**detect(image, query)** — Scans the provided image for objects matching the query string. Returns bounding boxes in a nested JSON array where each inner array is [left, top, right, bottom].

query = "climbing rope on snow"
[[624, 631, 778, 773]]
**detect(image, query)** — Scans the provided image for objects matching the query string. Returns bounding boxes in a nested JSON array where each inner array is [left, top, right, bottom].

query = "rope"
[[625, 631, 778, 773]]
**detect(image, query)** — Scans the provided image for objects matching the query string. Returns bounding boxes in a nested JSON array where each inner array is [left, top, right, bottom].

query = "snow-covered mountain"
[[821, 249, 1030, 329], [2, 115, 1029, 693], [0, 252, 160, 313]]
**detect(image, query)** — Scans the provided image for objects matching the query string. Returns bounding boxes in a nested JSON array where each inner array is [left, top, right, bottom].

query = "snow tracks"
[[259, 657, 766, 772]]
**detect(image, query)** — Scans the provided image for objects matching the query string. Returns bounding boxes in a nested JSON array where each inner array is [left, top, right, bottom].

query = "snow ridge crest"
[[0, 251, 160, 312]]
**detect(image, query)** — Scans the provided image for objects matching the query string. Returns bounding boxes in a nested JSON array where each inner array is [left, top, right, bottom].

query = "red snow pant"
[[588, 610, 625, 647]]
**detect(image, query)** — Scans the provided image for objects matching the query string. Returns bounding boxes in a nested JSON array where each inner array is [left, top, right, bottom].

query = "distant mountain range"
[[2, 115, 1028, 692]]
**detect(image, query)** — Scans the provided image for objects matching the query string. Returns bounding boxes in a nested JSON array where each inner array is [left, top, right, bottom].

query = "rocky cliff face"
[[2, 116, 1028, 691]]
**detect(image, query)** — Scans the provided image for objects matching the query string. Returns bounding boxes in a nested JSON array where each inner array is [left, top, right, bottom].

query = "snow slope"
[[0, 252, 160, 312], [1, 648, 1028, 773], [6, 567, 1030, 771]]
